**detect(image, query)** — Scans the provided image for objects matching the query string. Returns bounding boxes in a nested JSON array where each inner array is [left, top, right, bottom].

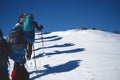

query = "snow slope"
[[10, 29, 120, 80]]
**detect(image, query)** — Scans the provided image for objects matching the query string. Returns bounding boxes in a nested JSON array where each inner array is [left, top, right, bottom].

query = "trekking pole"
[[40, 31, 45, 55], [33, 44, 37, 70]]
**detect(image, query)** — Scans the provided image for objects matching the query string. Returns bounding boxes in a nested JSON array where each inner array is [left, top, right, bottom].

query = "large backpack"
[[23, 14, 35, 32], [8, 28, 25, 50]]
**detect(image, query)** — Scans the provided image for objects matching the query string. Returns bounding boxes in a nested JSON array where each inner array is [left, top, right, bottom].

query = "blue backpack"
[[23, 14, 35, 32]]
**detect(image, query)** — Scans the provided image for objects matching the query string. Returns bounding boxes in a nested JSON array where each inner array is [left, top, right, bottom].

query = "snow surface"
[[9, 29, 120, 80]]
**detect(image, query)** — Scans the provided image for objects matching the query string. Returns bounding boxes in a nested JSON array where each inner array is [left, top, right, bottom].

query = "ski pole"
[[33, 44, 37, 70], [40, 31, 45, 55]]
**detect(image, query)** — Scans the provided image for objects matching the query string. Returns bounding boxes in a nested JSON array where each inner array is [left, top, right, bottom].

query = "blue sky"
[[0, 0, 120, 36]]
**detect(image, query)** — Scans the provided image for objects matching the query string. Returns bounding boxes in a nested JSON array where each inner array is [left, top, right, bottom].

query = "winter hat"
[[19, 13, 27, 19]]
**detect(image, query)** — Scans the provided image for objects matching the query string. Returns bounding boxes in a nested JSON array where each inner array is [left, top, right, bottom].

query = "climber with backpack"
[[8, 22, 26, 64], [7, 22, 29, 80], [19, 13, 43, 60], [0, 29, 10, 80]]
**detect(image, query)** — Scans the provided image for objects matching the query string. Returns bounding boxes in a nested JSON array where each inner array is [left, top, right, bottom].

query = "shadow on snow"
[[30, 60, 82, 80], [34, 43, 75, 51], [35, 36, 62, 43], [33, 48, 85, 59]]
